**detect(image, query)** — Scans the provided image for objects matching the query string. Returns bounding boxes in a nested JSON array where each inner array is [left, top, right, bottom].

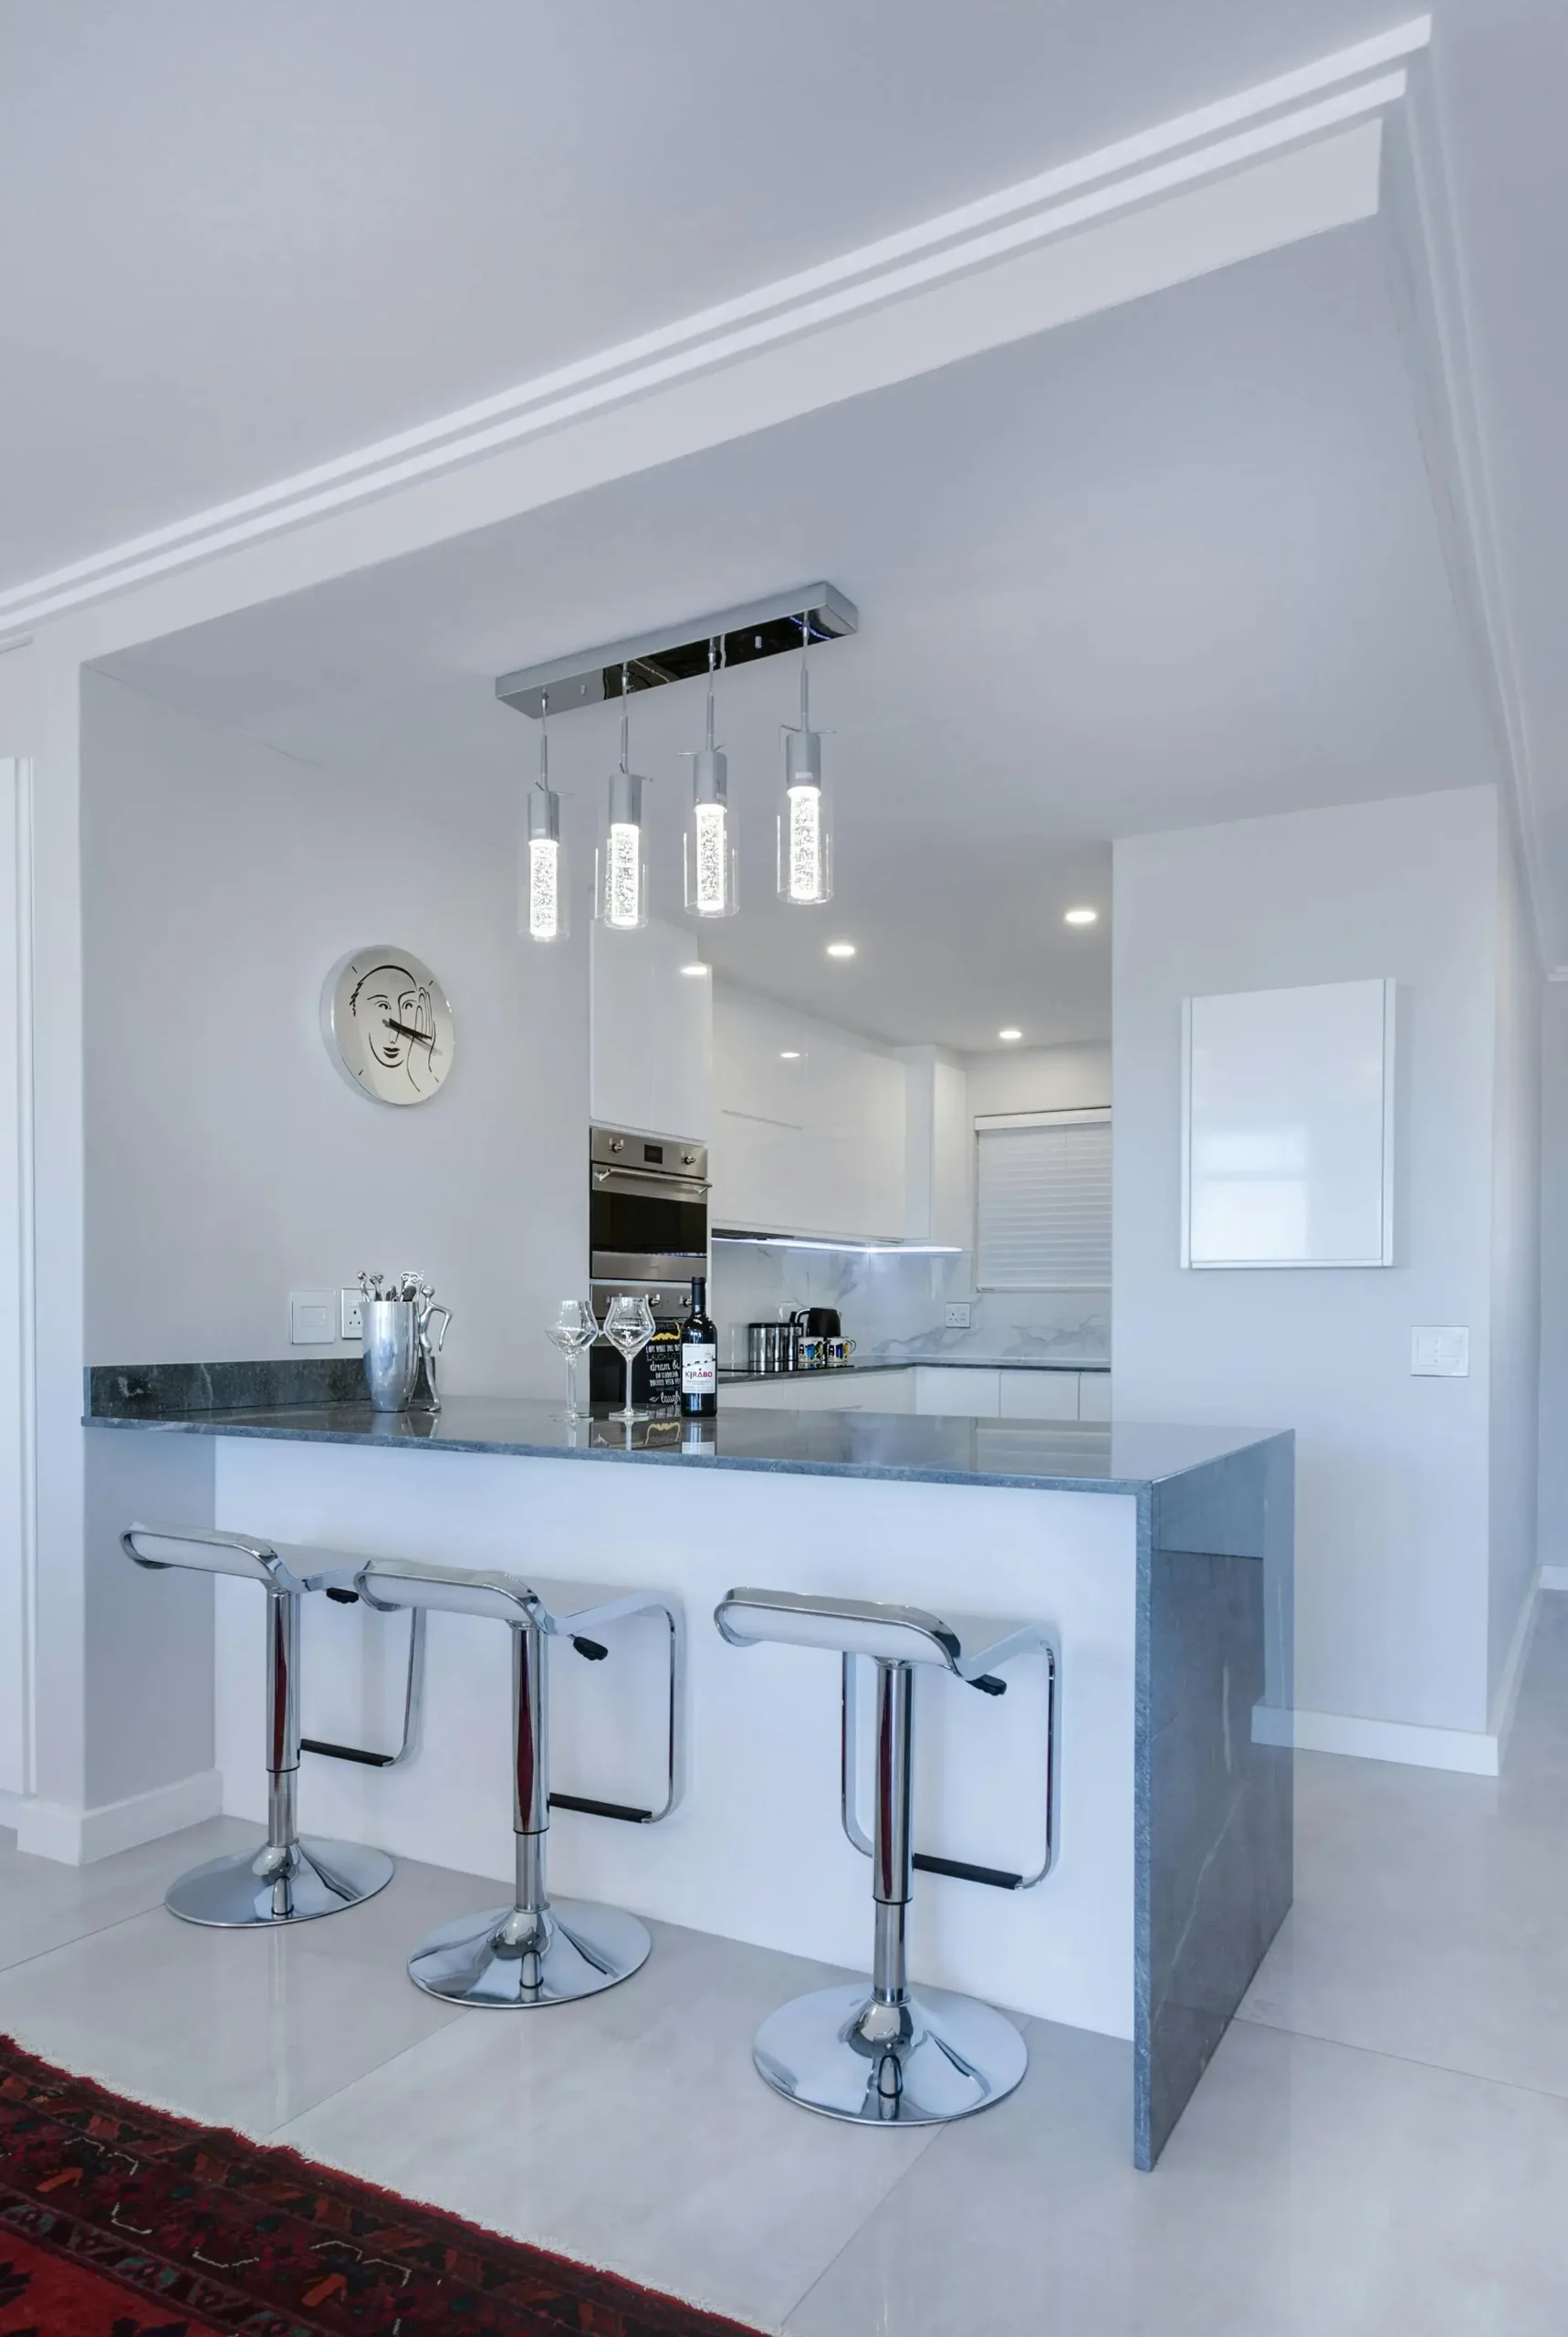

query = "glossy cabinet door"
[[719, 1368, 914, 1412], [591, 917, 712, 1140], [998, 1369, 1082, 1421], [915, 1367, 1001, 1417], [711, 983, 905, 1240]]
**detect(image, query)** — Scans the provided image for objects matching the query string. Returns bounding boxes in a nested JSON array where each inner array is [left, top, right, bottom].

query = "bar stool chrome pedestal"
[[122, 1525, 395, 1926], [715, 1588, 1058, 2126], [354, 1557, 684, 2007]]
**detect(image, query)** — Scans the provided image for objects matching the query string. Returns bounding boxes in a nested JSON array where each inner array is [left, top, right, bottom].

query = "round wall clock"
[[320, 946, 455, 1106]]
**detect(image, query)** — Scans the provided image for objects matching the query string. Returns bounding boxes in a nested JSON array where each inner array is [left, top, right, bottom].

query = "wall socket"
[[945, 1302, 972, 1329], [340, 1288, 365, 1340]]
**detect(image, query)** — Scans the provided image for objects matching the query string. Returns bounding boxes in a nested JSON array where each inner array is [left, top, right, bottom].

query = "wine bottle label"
[[682, 1343, 716, 1394]]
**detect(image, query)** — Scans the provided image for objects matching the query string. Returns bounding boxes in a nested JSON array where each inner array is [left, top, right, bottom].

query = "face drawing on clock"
[[349, 962, 438, 1095]]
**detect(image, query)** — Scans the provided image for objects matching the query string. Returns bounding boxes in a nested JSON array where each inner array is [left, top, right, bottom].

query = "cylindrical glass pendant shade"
[[598, 769, 648, 929], [685, 748, 738, 918], [523, 783, 566, 941], [778, 723, 831, 906]]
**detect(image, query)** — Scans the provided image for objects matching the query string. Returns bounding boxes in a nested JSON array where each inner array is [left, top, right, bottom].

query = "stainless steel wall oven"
[[588, 1127, 708, 1406]]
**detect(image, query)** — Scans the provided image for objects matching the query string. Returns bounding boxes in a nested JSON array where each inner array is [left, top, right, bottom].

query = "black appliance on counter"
[[588, 1125, 709, 1408]]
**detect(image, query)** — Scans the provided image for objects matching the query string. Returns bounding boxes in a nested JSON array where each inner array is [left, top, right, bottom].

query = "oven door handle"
[[591, 1167, 712, 1200]]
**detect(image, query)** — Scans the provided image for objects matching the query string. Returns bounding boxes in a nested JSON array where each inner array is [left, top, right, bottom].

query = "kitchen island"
[[88, 1368, 1292, 2168]]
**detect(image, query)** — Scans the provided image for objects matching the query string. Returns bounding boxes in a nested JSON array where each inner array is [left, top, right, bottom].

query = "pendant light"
[[597, 663, 649, 929], [778, 613, 831, 906], [522, 689, 567, 941], [684, 635, 738, 919]]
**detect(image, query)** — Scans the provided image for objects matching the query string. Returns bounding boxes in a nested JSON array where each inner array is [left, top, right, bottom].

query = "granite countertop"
[[719, 1355, 1110, 1383], [86, 1371, 1277, 1495]]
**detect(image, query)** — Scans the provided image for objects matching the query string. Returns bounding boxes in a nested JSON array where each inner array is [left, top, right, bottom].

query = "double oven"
[[588, 1125, 709, 1407]]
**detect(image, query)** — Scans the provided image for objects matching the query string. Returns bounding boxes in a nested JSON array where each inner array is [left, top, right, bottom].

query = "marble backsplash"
[[709, 1242, 1110, 1370]]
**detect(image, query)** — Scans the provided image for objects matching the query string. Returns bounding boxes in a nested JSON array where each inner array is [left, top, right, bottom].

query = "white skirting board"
[[1539, 1566, 1568, 1591], [1251, 1579, 1543, 1780], [1, 1768, 222, 1865], [1251, 1703, 1500, 1776]]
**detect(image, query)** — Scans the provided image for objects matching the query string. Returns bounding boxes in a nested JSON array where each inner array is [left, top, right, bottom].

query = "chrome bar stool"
[[122, 1525, 395, 1927], [354, 1556, 684, 2007], [715, 1587, 1059, 2126]]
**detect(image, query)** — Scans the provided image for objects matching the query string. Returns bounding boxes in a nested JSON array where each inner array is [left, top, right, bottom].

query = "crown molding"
[[0, 19, 1427, 642], [1379, 48, 1557, 973]]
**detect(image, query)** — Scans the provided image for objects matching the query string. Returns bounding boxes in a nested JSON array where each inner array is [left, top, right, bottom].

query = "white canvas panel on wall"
[[1181, 978, 1395, 1269]]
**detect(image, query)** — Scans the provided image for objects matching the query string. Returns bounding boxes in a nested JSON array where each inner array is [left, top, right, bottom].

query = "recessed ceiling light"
[[998, 1028, 1023, 1043], [826, 941, 856, 959], [1064, 907, 1099, 927], [679, 962, 709, 977], [779, 1050, 801, 1059]]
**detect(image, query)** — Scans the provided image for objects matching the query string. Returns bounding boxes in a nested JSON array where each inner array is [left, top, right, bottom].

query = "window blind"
[[975, 1111, 1111, 1290]]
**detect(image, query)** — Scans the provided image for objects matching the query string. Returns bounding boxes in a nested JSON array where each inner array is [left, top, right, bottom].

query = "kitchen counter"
[[86, 1359, 1291, 2171], [89, 1383, 1260, 1497]]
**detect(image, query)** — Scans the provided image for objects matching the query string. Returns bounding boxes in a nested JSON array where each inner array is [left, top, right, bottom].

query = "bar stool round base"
[[407, 1899, 652, 2007], [166, 1839, 394, 1928], [753, 1981, 1028, 2125]]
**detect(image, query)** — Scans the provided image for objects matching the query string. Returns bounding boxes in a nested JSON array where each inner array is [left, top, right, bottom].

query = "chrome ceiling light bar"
[[684, 636, 737, 919], [495, 583, 857, 719], [779, 611, 831, 907]]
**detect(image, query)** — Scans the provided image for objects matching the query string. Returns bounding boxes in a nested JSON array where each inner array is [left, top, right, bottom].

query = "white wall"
[[962, 1041, 1112, 1119], [81, 669, 587, 1396], [1538, 982, 1568, 1577], [1487, 812, 1542, 1713], [1113, 789, 1511, 1747]]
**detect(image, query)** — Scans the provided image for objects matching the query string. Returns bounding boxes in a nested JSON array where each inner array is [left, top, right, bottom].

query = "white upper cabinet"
[[711, 982, 905, 1239], [591, 917, 712, 1140]]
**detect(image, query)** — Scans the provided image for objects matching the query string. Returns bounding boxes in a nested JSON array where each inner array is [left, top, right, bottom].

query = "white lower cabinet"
[[915, 1366, 999, 1417], [719, 1370, 912, 1413], [998, 1369, 1082, 1421], [717, 1367, 1110, 1419]]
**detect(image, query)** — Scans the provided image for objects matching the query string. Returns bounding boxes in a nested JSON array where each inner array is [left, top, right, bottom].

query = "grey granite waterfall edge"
[[1134, 1433, 1295, 2168]]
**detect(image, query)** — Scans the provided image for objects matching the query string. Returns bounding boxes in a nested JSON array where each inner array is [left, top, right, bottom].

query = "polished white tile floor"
[[4, 1600, 1568, 2332]]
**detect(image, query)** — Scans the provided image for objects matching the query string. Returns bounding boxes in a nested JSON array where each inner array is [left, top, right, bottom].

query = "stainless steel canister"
[[363, 1300, 423, 1410], [747, 1322, 773, 1374], [363, 1297, 452, 1412]]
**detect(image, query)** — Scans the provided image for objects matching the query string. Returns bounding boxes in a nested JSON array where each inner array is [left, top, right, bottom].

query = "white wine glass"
[[602, 1294, 655, 1423], [546, 1298, 600, 1419]]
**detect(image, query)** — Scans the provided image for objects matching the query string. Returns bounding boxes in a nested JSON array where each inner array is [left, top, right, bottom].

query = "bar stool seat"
[[122, 1525, 395, 1928], [354, 1556, 683, 2008], [715, 1587, 1057, 2127]]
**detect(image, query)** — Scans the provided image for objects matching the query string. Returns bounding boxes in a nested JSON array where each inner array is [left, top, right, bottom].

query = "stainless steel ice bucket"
[[362, 1298, 452, 1411]]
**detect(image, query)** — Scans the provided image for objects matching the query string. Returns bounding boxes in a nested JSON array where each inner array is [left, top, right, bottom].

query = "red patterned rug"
[[0, 2033, 761, 2335]]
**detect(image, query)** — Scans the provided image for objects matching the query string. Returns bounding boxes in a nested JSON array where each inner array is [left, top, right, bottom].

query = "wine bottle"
[[681, 1276, 718, 1417]]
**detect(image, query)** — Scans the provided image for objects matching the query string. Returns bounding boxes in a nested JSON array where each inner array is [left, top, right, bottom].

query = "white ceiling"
[[0, 0, 1421, 590], [99, 219, 1493, 1052]]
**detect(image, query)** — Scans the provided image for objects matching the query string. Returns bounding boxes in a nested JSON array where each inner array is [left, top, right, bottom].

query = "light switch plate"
[[945, 1302, 972, 1329], [289, 1288, 336, 1346], [340, 1288, 365, 1340], [1411, 1326, 1469, 1378]]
